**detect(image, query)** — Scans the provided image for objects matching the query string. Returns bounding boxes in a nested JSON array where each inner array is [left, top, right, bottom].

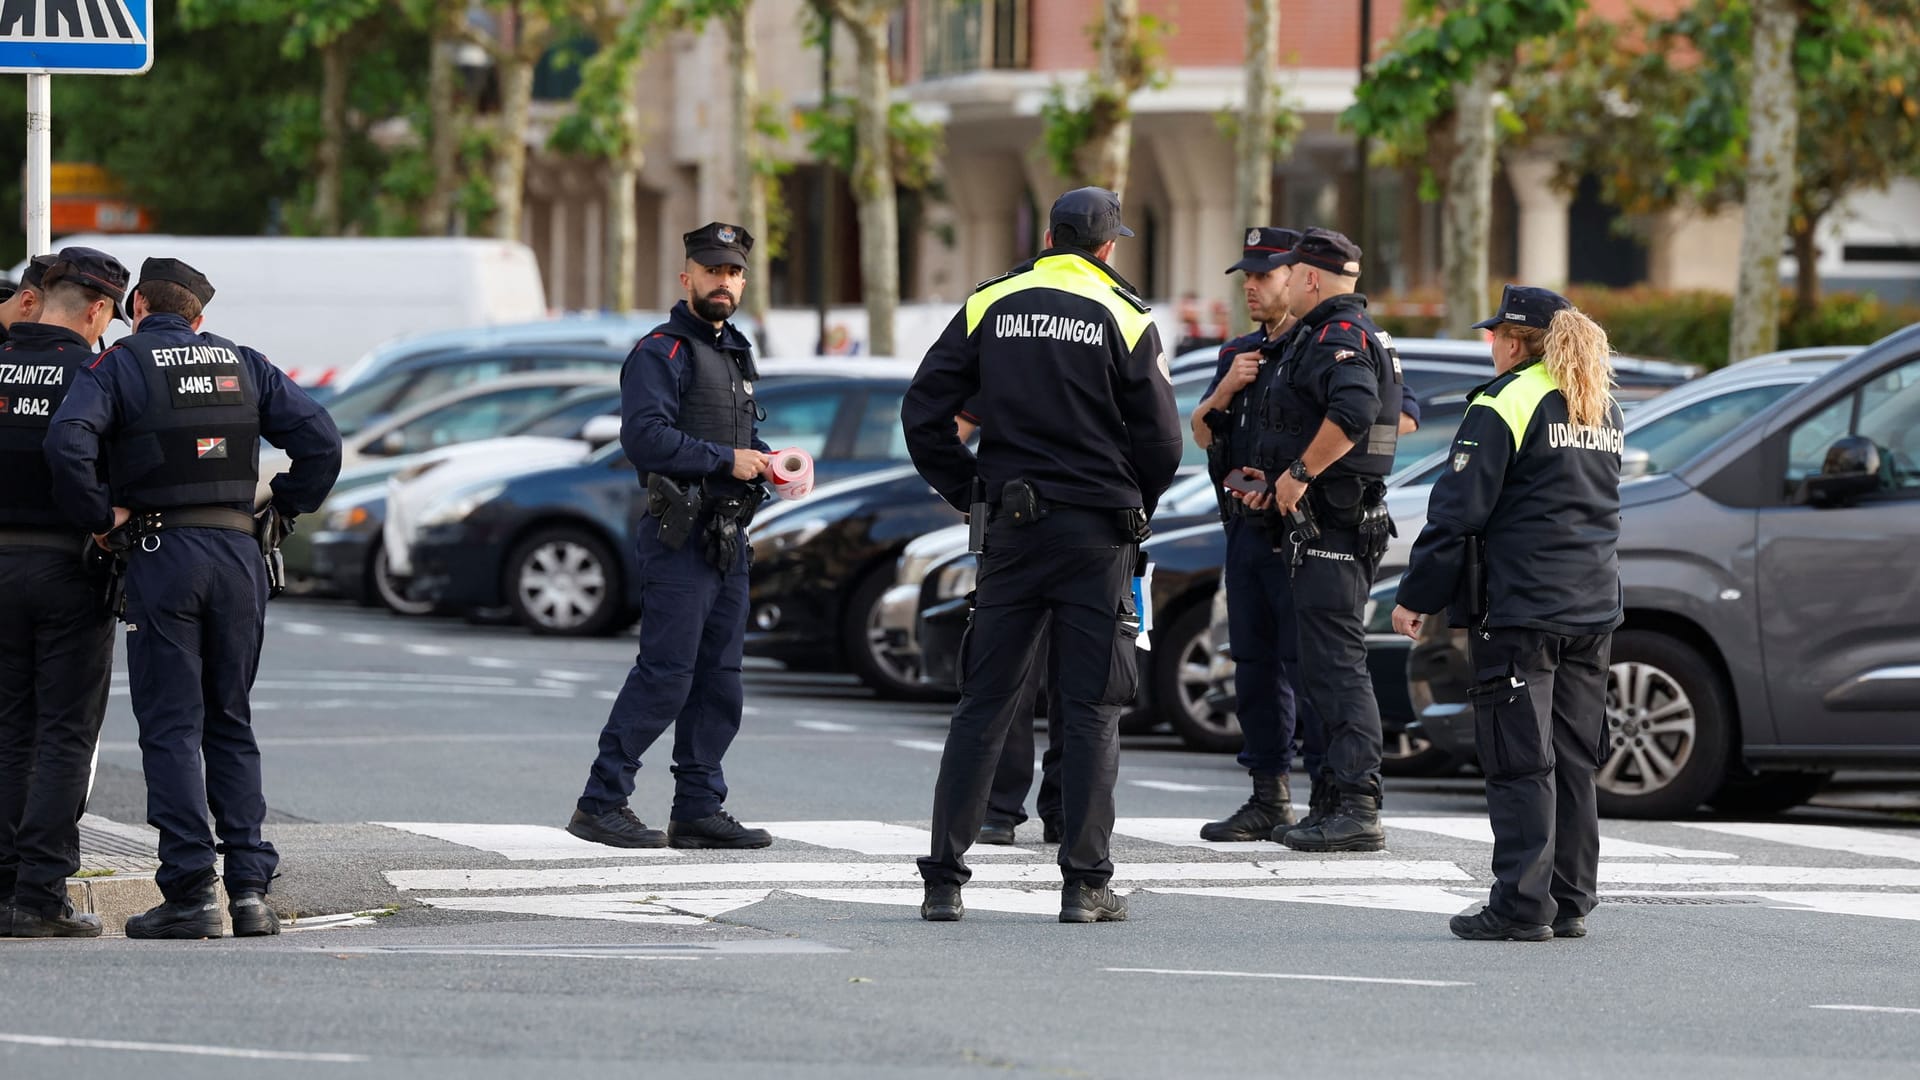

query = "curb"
[[66, 875, 232, 937]]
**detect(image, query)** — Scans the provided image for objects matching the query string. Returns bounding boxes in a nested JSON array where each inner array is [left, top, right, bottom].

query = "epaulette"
[[972, 270, 1020, 293], [1111, 285, 1150, 313]]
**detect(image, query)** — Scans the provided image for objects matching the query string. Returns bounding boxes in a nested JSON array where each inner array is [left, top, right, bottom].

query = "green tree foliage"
[[798, 99, 945, 196], [1037, 7, 1170, 192]]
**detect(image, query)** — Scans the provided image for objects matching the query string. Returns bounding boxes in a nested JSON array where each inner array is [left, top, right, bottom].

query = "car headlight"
[[754, 516, 829, 554], [419, 483, 505, 528], [933, 559, 977, 600]]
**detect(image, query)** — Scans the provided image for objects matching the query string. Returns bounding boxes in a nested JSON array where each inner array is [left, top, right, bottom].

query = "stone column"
[[1504, 152, 1571, 289]]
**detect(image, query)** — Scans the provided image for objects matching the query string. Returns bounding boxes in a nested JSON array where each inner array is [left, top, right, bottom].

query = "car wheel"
[[505, 527, 624, 637], [844, 567, 943, 700], [1595, 630, 1732, 819], [370, 547, 435, 617], [1706, 771, 1833, 815], [1158, 603, 1241, 753], [1381, 728, 1461, 777]]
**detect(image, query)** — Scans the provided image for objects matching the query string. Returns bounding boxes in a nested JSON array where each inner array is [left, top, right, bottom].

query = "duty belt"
[[131, 506, 258, 536], [0, 527, 87, 550]]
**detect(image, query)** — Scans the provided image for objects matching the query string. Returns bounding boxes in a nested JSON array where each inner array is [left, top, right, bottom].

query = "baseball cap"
[[1471, 284, 1573, 331], [1048, 187, 1134, 248], [44, 246, 132, 323], [137, 257, 217, 306], [1226, 226, 1302, 274], [1272, 227, 1363, 277], [684, 222, 754, 269]]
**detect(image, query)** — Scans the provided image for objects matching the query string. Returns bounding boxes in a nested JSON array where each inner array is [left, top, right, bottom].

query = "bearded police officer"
[[1391, 286, 1624, 941], [0, 249, 128, 939], [905, 187, 1181, 924], [44, 258, 343, 940], [1228, 228, 1402, 853], [567, 222, 776, 853], [0, 255, 56, 344]]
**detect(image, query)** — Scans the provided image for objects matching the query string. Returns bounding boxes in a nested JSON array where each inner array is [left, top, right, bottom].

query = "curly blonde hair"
[[1502, 307, 1616, 428]]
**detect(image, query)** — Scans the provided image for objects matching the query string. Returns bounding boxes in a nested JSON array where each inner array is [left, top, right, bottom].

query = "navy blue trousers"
[[579, 521, 748, 822], [1223, 516, 1321, 778], [0, 546, 115, 916], [123, 529, 276, 899]]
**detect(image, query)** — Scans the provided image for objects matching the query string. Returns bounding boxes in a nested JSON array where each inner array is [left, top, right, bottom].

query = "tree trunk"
[[422, 26, 462, 236], [729, 3, 771, 331], [492, 53, 536, 243], [1087, 0, 1139, 198], [313, 38, 349, 235], [848, 13, 898, 357], [1230, 0, 1279, 335], [608, 60, 644, 314], [1730, 0, 1799, 363], [1440, 61, 1498, 338], [1791, 217, 1820, 321]]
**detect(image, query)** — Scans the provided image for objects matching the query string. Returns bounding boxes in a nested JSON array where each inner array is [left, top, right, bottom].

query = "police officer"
[[568, 222, 776, 852], [0, 249, 128, 938], [905, 187, 1181, 923], [44, 258, 343, 939], [1391, 285, 1624, 942], [0, 255, 56, 343], [1229, 227, 1402, 853]]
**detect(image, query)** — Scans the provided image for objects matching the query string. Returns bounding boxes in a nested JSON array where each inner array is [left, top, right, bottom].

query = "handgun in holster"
[[647, 474, 705, 551], [255, 505, 295, 599], [966, 477, 987, 554], [1464, 533, 1489, 637], [88, 526, 134, 623], [703, 488, 762, 571]]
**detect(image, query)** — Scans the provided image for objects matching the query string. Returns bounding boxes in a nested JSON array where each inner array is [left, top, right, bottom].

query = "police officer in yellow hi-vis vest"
[[1392, 284, 1624, 942], [903, 187, 1182, 925]]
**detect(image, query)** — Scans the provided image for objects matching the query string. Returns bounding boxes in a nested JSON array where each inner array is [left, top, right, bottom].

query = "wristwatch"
[[1288, 460, 1317, 484]]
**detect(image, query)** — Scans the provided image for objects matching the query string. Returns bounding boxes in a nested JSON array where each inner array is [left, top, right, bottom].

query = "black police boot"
[[978, 817, 1018, 846], [668, 810, 773, 850], [1449, 907, 1553, 942], [567, 807, 667, 849], [1280, 792, 1387, 853], [921, 884, 963, 922], [229, 890, 281, 938], [125, 885, 224, 940], [1042, 818, 1063, 845], [1200, 772, 1294, 842], [8, 902, 103, 939], [1552, 914, 1588, 939], [1060, 882, 1128, 924], [1273, 773, 1336, 843]]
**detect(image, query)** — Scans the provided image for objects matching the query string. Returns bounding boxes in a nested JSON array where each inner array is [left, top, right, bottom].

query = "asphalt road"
[[4, 599, 1919, 1079]]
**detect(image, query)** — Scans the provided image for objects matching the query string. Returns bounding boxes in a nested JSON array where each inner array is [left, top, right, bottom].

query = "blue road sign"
[[0, 0, 153, 75]]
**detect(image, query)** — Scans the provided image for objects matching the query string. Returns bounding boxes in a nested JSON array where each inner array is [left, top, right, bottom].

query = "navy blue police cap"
[[1471, 284, 1572, 331], [1048, 187, 1135, 247], [1272, 227, 1362, 277], [137, 257, 216, 307], [1226, 226, 1302, 274], [44, 246, 132, 323], [12, 253, 58, 295], [684, 222, 753, 269]]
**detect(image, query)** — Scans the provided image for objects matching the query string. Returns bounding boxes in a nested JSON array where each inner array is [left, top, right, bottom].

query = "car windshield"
[[323, 371, 411, 437], [509, 389, 621, 438], [1624, 382, 1802, 478]]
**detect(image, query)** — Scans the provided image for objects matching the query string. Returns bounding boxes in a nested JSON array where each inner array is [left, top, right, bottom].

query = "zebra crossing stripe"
[[1151, 885, 1478, 915], [375, 822, 683, 862], [1675, 822, 1920, 864], [1385, 816, 1739, 860]]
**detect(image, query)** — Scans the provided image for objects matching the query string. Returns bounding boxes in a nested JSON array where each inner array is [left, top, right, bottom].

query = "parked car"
[[326, 313, 671, 398], [315, 343, 628, 441], [405, 371, 917, 635], [1407, 328, 1920, 817]]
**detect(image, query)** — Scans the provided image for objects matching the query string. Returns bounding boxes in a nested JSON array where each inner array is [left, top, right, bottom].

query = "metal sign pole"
[[26, 72, 51, 256]]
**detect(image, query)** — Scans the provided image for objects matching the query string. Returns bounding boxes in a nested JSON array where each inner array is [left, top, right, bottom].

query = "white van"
[[9, 235, 546, 384]]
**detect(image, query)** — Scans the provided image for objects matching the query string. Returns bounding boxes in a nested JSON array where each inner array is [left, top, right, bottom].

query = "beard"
[[691, 290, 737, 322]]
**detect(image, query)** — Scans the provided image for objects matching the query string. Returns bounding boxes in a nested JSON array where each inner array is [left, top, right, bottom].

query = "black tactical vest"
[[0, 334, 86, 529], [1340, 325, 1405, 479], [1257, 312, 1403, 480], [655, 325, 757, 474], [108, 330, 262, 509]]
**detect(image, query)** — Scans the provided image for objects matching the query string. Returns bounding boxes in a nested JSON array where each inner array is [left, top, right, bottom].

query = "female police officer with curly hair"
[[1390, 285, 1624, 942]]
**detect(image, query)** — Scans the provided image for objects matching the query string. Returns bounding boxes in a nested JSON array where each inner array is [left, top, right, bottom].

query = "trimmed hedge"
[[1372, 286, 1920, 371]]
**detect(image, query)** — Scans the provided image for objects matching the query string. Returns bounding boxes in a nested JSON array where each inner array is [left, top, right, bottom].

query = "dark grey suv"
[[1410, 324, 1920, 817]]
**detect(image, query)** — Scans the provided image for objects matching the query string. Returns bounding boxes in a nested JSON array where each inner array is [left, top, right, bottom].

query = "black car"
[[320, 343, 628, 440], [407, 374, 915, 635]]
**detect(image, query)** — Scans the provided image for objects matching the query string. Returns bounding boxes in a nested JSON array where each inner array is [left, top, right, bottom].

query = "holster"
[[647, 474, 705, 551], [701, 485, 766, 571], [1464, 534, 1489, 632], [1309, 475, 1369, 529], [90, 527, 133, 622], [1357, 483, 1395, 564], [1000, 480, 1049, 526], [254, 505, 295, 599]]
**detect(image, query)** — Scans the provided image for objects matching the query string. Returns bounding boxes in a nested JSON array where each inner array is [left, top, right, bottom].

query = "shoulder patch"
[[1111, 285, 1150, 314], [972, 270, 1020, 293]]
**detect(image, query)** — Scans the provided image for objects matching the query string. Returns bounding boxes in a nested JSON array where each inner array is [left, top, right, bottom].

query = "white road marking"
[[541, 670, 599, 682], [468, 656, 518, 669], [789, 887, 1128, 916], [98, 733, 584, 753], [0, 1033, 367, 1063], [594, 690, 619, 701], [1812, 1005, 1920, 1015], [415, 889, 769, 925], [375, 822, 684, 861], [893, 739, 947, 753], [403, 643, 452, 657], [796, 720, 858, 733], [1676, 822, 1920, 864], [533, 679, 575, 691], [386, 859, 1473, 893], [248, 681, 572, 699], [760, 820, 974, 856], [1149, 885, 1478, 915], [1104, 967, 1472, 988], [1385, 816, 1739, 860], [1599, 864, 1920, 887], [1112, 817, 1305, 852], [278, 621, 326, 636], [1751, 892, 1920, 922], [282, 913, 378, 932], [340, 632, 385, 646], [1126, 780, 1228, 793]]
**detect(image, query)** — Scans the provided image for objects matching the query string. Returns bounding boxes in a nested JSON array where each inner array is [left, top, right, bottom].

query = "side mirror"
[[580, 414, 622, 448], [375, 429, 408, 456], [1619, 446, 1652, 480], [1804, 434, 1881, 508]]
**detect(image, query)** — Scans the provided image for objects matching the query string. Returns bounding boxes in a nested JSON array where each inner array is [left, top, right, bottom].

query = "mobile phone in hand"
[[1222, 468, 1264, 496]]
